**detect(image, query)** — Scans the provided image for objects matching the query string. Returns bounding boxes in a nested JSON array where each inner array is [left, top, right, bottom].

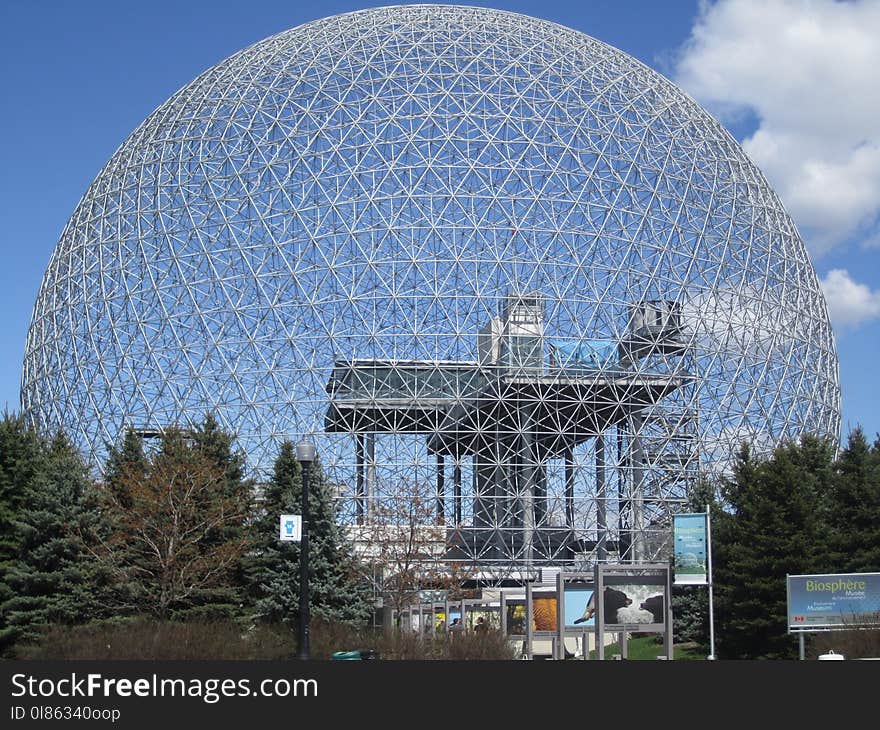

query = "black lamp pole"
[[295, 439, 316, 660]]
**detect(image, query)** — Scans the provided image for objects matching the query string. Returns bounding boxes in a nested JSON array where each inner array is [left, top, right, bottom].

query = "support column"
[[493, 436, 508, 558], [596, 434, 607, 562], [520, 410, 536, 568], [356, 434, 365, 525], [630, 413, 646, 563], [616, 427, 630, 559], [436, 454, 445, 525], [473, 451, 494, 528], [564, 448, 575, 528], [534, 456, 546, 527], [496, 436, 512, 529], [525, 580, 534, 660], [366, 432, 376, 522], [453, 457, 462, 526]]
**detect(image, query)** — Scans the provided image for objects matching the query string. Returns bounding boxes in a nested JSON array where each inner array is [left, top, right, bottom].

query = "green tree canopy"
[[0, 412, 46, 653], [102, 427, 148, 509], [824, 427, 880, 573], [714, 436, 835, 659], [0, 432, 108, 649], [244, 440, 370, 628]]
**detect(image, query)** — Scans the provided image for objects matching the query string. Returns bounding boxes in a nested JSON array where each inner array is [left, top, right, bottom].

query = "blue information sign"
[[787, 573, 880, 630]]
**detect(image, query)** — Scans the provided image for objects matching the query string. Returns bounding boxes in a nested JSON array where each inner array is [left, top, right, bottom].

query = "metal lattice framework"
[[22, 5, 839, 577]]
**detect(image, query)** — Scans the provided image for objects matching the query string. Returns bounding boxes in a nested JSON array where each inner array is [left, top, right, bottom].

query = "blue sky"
[[1, 0, 877, 441]]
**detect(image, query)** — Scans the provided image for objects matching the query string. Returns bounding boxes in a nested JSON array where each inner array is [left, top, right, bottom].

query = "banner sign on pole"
[[279, 514, 302, 542], [787, 573, 880, 630], [673, 513, 708, 585]]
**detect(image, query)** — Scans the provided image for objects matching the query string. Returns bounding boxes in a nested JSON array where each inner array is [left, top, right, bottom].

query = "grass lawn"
[[589, 635, 707, 660]]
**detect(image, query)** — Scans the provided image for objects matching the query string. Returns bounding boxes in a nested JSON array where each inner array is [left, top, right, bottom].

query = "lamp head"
[[295, 439, 316, 463]]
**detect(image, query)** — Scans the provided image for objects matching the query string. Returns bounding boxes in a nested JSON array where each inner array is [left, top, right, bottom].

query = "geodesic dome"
[[22, 5, 839, 570]]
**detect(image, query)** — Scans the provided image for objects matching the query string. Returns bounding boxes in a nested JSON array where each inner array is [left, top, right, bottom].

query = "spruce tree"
[[187, 414, 253, 619], [98, 427, 151, 612], [714, 436, 833, 659], [0, 413, 46, 654], [102, 427, 148, 509], [244, 440, 369, 627], [193, 413, 247, 491], [303, 455, 371, 625], [0, 432, 107, 649], [826, 428, 880, 573]]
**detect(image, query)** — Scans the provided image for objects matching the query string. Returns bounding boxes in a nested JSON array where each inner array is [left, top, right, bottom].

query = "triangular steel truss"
[[21, 6, 839, 577]]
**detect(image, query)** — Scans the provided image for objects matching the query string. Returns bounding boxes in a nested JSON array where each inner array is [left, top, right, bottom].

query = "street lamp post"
[[295, 439, 316, 660]]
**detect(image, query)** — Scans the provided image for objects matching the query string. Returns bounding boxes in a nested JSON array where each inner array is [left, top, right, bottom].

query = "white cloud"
[[819, 269, 880, 328], [675, 0, 880, 256], [682, 283, 800, 358]]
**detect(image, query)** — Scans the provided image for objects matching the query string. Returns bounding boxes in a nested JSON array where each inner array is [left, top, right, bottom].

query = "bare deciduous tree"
[[87, 430, 251, 618], [350, 480, 474, 622]]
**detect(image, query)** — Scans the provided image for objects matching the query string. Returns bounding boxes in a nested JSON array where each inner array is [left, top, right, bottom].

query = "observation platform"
[[324, 359, 683, 455]]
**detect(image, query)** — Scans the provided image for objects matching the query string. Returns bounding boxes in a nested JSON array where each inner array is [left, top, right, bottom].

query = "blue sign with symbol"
[[279, 514, 302, 542]]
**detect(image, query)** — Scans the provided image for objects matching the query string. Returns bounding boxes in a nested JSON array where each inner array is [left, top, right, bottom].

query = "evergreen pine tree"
[[102, 427, 148, 509], [714, 436, 833, 658], [826, 427, 880, 573], [304, 456, 371, 625], [0, 432, 108, 649], [0, 413, 46, 654], [193, 413, 246, 487], [98, 428, 151, 611], [184, 414, 254, 619], [244, 440, 370, 627], [244, 440, 297, 624]]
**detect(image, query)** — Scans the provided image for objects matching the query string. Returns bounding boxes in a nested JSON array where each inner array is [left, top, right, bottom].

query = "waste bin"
[[331, 649, 380, 660]]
